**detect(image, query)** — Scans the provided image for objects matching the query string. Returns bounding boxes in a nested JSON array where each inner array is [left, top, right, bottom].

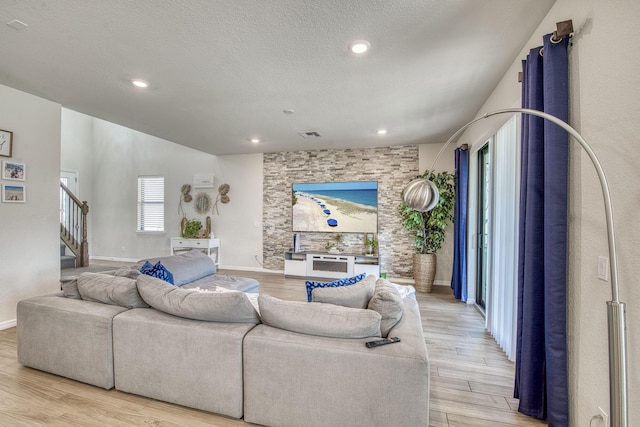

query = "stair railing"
[[60, 182, 89, 267]]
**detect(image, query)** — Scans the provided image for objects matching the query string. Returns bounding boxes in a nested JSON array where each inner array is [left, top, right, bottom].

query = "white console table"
[[171, 237, 220, 266], [284, 252, 379, 280]]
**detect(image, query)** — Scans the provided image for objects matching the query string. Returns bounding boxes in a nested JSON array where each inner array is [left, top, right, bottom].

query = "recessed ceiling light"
[[349, 40, 370, 54], [377, 129, 388, 135], [283, 109, 295, 115], [251, 138, 260, 144], [131, 79, 149, 88]]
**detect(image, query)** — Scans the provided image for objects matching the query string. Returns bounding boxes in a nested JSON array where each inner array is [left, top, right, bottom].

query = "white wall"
[[60, 109, 94, 246], [61, 112, 265, 267], [88, 117, 218, 260], [0, 84, 61, 327], [457, 1, 640, 424], [60, 109, 93, 202], [211, 153, 264, 269]]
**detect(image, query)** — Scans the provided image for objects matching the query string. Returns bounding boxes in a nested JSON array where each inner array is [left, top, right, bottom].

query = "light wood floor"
[[0, 265, 547, 426]]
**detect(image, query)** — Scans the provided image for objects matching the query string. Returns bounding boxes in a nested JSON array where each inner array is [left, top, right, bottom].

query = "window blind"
[[137, 176, 164, 232]]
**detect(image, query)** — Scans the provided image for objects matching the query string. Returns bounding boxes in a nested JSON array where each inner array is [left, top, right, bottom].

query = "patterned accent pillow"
[[304, 273, 366, 302], [139, 260, 175, 285]]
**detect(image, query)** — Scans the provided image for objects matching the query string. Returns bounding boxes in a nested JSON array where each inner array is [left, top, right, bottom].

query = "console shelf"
[[284, 251, 379, 280]]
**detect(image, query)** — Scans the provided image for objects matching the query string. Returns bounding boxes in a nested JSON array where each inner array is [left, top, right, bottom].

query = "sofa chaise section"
[[243, 296, 430, 427], [112, 308, 256, 419], [17, 293, 128, 389]]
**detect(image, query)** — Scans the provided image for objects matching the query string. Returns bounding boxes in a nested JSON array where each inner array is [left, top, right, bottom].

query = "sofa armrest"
[[17, 294, 128, 389]]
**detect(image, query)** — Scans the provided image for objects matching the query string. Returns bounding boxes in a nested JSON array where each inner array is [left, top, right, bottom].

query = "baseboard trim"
[[221, 265, 282, 274], [387, 278, 451, 286], [0, 319, 16, 330], [91, 256, 139, 263], [387, 277, 414, 284]]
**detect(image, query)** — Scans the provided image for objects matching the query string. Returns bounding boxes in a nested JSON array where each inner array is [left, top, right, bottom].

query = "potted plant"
[[182, 219, 203, 239], [325, 233, 343, 254], [398, 170, 455, 292], [365, 238, 378, 255]]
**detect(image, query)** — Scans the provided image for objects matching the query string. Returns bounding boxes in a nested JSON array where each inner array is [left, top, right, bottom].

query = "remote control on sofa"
[[365, 337, 401, 348]]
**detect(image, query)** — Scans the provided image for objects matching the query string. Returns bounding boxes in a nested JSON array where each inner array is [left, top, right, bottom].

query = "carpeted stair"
[[60, 243, 76, 269]]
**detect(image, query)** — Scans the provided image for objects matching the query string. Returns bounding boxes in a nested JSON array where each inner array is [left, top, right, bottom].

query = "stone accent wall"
[[263, 146, 419, 278]]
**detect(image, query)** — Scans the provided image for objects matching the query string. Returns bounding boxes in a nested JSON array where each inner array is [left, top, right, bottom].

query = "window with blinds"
[[137, 176, 164, 232]]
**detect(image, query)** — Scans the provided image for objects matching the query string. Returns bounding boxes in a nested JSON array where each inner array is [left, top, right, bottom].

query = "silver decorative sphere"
[[402, 179, 440, 212]]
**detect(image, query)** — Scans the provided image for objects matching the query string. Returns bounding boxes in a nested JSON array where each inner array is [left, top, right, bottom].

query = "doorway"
[[60, 170, 78, 224]]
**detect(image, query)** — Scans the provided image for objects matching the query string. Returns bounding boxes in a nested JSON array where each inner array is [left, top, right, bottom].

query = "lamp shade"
[[402, 178, 440, 212]]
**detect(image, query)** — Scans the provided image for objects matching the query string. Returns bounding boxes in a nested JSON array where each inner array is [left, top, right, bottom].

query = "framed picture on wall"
[[2, 161, 25, 181], [2, 183, 25, 203], [0, 129, 13, 157]]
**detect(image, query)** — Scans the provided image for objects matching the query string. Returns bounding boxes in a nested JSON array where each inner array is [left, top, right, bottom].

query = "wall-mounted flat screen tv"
[[292, 181, 378, 233]]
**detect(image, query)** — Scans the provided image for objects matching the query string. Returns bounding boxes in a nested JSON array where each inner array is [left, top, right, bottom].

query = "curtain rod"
[[552, 19, 574, 42], [517, 20, 574, 82]]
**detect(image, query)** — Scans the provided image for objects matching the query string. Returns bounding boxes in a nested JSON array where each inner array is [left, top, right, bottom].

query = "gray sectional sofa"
[[16, 250, 430, 426]]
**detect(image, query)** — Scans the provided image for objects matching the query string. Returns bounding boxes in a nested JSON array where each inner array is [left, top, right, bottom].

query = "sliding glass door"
[[475, 143, 490, 312]]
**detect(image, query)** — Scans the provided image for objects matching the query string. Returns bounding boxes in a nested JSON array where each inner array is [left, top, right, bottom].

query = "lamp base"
[[607, 301, 628, 427]]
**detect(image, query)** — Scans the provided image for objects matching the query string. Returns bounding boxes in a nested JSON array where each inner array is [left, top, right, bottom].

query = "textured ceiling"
[[0, 0, 555, 155]]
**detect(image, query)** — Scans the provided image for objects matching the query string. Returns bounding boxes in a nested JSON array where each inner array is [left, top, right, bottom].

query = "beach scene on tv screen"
[[292, 181, 378, 233]]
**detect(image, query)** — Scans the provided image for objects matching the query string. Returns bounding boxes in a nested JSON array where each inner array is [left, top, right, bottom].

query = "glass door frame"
[[475, 142, 491, 312]]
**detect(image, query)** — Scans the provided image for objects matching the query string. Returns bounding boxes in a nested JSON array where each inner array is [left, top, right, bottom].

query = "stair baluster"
[[60, 182, 89, 267]]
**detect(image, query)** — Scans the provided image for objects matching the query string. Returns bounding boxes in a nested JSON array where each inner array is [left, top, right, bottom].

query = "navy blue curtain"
[[514, 34, 569, 426], [451, 147, 468, 301]]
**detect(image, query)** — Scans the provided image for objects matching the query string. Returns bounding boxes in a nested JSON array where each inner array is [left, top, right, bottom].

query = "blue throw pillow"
[[305, 273, 367, 302], [139, 260, 153, 273], [139, 260, 175, 285]]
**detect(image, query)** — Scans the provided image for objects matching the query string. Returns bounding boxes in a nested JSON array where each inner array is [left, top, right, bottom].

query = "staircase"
[[60, 182, 89, 268]]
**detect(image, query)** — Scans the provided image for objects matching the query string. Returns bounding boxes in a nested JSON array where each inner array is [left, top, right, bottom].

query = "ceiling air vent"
[[298, 131, 322, 138]]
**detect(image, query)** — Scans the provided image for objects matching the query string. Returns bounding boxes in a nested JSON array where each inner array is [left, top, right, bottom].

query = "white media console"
[[284, 252, 380, 280]]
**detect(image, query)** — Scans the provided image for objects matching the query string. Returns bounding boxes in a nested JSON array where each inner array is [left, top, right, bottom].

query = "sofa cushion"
[[137, 250, 216, 286], [112, 267, 142, 279], [61, 267, 142, 299], [136, 274, 260, 323], [304, 273, 366, 302], [139, 260, 175, 284], [368, 278, 404, 337], [259, 294, 381, 339], [311, 274, 376, 309], [61, 277, 81, 299], [77, 272, 149, 309]]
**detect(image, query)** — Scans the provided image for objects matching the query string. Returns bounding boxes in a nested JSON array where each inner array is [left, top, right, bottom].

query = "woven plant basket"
[[413, 253, 437, 293]]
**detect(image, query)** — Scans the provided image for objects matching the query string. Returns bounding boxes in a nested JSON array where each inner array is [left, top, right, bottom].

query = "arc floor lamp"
[[403, 108, 628, 427]]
